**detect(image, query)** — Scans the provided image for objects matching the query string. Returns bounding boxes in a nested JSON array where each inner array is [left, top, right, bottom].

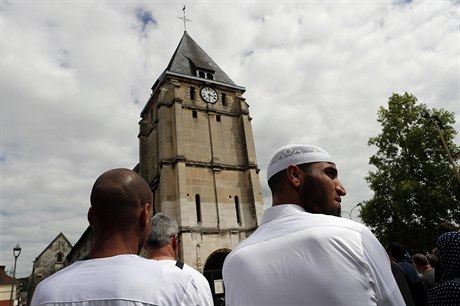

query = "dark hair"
[[386, 242, 406, 261], [426, 254, 438, 267], [268, 163, 312, 194], [412, 254, 429, 266], [437, 222, 459, 237]]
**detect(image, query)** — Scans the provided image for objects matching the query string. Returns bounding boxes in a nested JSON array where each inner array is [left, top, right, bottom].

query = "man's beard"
[[301, 177, 341, 217]]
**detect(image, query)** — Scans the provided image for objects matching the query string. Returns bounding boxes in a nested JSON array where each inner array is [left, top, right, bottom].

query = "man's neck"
[[150, 254, 175, 261], [88, 234, 140, 258], [147, 245, 176, 261]]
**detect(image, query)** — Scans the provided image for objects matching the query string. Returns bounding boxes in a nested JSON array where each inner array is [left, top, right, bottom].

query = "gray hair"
[[412, 253, 429, 266], [146, 213, 178, 248]]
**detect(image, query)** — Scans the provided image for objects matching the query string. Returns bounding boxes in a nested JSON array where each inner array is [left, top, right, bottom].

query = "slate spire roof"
[[165, 31, 236, 86], [142, 31, 244, 116]]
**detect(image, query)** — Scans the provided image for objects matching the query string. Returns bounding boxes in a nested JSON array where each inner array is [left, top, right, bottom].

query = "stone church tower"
[[138, 31, 264, 303]]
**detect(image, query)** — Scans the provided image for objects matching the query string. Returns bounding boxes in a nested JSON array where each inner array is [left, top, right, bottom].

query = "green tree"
[[361, 92, 460, 253]]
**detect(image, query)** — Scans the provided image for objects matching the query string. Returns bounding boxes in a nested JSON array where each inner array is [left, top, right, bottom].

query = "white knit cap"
[[267, 144, 335, 181]]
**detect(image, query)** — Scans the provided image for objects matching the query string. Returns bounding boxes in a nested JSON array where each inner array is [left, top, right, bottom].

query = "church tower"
[[138, 31, 264, 303]]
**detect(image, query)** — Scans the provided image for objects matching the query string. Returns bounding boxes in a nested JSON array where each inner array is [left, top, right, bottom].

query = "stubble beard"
[[301, 178, 341, 217]]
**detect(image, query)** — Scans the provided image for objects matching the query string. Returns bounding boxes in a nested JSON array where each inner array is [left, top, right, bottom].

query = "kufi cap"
[[267, 144, 335, 181]]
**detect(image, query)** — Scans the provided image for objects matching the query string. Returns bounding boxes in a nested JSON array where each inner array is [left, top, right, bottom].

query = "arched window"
[[234, 196, 241, 224], [195, 194, 202, 223]]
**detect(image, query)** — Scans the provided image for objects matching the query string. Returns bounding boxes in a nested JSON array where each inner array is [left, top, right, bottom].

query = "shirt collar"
[[261, 204, 306, 225]]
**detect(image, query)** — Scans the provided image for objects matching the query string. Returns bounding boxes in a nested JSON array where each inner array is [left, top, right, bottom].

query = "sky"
[[1, 0, 459, 278]]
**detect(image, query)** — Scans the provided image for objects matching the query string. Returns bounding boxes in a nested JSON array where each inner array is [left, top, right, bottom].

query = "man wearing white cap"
[[222, 144, 405, 306]]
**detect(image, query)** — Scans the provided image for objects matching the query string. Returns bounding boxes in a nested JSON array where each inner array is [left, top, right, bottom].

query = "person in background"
[[145, 212, 213, 306], [223, 144, 405, 306], [426, 254, 439, 274], [387, 242, 427, 306], [387, 242, 420, 283], [413, 254, 435, 289], [426, 232, 460, 305], [31, 168, 200, 306], [434, 222, 459, 283]]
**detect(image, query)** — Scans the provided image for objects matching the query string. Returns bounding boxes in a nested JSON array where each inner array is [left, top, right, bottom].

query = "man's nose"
[[336, 180, 346, 196]]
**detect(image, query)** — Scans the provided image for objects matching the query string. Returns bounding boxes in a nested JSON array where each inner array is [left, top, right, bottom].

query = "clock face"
[[200, 87, 218, 103]]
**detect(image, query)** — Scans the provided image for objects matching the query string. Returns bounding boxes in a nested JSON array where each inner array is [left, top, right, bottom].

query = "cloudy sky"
[[1, 0, 459, 277]]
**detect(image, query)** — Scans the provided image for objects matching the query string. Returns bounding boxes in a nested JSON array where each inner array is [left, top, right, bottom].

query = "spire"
[[165, 32, 237, 86], [177, 5, 192, 32]]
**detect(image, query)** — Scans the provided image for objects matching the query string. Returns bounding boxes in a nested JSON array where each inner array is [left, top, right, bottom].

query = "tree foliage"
[[361, 93, 460, 253]]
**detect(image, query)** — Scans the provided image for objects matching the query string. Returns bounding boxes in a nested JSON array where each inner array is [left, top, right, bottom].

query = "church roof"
[[165, 31, 236, 86], [34, 232, 72, 262], [142, 31, 245, 116]]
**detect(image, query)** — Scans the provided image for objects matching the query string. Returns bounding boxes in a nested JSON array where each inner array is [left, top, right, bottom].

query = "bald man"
[[223, 144, 405, 306], [31, 168, 200, 306]]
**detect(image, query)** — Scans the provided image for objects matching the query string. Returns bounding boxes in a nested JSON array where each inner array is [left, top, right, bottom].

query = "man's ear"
[[140, 203, 151, 226], [171, 235, 179, 257], [287, 164, 302, 188]]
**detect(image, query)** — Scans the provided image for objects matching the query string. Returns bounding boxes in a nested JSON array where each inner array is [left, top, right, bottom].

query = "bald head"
[[90, 168, 152, 230]]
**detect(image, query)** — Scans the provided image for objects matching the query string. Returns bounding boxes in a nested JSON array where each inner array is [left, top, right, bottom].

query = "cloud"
[[136, 7, 157, 33], [1, 0, 458, 278]]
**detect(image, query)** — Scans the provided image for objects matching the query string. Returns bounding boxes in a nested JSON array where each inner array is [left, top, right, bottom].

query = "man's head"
[[145, 213, 179, 259], [146, 213, 179, 248], [412, 254, 430, 272], [89, 168, 153, 254], [386, 242, 407, 262], [437, 222, 459, 237], [267, 144, 346, 216]]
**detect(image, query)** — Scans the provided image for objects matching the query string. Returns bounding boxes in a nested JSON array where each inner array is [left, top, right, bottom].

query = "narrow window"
[[193, 111, 197, 118], [222, 93, 227, 106], [195, 194, 202, 223], [235, 196, 241, 224], [190, 87, 195, 100], [216, 115, 221, 122], [56, 252, 63, 263]]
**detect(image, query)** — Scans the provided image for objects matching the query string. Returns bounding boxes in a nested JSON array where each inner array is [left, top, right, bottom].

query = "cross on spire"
[[177, 5, 192, 32]]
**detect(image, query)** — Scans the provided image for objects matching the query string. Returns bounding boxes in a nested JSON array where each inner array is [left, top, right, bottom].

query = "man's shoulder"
[[38, 255, 192, 287], [258, 211, 369, 242], [183, 264, 207, 281], [31, 255, 197, 306]]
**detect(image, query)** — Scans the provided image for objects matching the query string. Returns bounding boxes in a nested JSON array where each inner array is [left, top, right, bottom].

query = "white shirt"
[[223, 204, 405, 306], [155, 259, 213, 306], [31, 254, 200, 306]]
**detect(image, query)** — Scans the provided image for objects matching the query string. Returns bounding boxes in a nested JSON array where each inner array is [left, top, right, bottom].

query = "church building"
[[138, 31, 264, 303], [46, 29, 263, 305]]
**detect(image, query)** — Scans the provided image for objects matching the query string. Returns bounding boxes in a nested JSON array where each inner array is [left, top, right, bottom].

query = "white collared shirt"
[[223, 204, 405, 306], [31, 254, 201, 306], [156, 259, 213, 306]]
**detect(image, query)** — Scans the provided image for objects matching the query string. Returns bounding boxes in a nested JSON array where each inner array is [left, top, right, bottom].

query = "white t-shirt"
[[223, 204, 405, 306], [31, 254, 200, 306], [157, 259, 213, 306]]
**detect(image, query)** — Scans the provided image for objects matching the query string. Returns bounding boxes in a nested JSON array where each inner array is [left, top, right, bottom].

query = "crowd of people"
[[386, 223, 460, 306], [30, 145, 459, 306]]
